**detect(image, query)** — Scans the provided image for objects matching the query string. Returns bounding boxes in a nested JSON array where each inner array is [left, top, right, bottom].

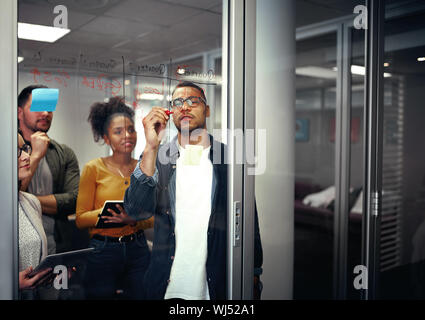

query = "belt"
[[92, 230, 144, 243]]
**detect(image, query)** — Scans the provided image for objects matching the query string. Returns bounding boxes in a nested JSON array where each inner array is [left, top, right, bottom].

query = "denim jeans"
[[84, 232, 151, 300]]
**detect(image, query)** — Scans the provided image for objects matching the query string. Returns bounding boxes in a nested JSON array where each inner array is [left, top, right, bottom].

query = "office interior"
[[0, 0, 424, 300]]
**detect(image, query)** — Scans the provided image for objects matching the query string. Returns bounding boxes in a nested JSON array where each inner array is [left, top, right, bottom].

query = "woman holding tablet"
[[18, 131, 51, 295], [76, 97, 153, 299]]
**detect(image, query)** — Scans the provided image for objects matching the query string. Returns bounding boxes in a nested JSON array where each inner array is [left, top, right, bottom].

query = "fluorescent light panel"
[[418, 57, 425, 62], [351, 65, 392, 78], [137, 93, 164, 101], [299, 65, 391, 78], [18, 22, 70, 43], [332, 64, 392, 78], [351, 65, 365, 76], [296, 66, 337, 79], [136, 94, 172, 101]]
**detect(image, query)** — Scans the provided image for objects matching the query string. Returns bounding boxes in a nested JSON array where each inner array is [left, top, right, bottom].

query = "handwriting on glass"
[[30, 67, 167, 109]]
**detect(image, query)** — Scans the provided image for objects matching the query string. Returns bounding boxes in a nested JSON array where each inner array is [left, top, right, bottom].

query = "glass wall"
[[377, 0, 425, 299], [347, 26, 365, 300], [17, 0, 224, 300], [294, 32, 337, 299], [294, 0, 366, 299], [10, 0, 425, 302]]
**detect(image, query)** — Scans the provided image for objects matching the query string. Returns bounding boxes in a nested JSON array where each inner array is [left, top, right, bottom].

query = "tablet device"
[[28, 247, 95, 277], [95, 200, 126, 229]]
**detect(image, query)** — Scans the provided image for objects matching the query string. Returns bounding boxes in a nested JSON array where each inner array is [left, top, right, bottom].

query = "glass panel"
[[295, 0, 368, 300], [377, 0, 425, 299], [294, 32, 337, 299], [347, 26, 365, 300], [17, 0, 224, 300]]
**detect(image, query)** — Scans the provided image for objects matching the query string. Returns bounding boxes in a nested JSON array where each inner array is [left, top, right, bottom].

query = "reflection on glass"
[[18, 0, 224, 300], [294, 32, 337, 299], [347, 27, 365, 300], [378, 1, 425, 299]]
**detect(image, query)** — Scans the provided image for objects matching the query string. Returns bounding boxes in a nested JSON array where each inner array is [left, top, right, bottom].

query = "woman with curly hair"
[[76, 96, 153, 299]]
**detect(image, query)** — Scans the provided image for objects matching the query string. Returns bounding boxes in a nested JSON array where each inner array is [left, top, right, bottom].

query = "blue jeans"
[[84, 232, 150, 300]]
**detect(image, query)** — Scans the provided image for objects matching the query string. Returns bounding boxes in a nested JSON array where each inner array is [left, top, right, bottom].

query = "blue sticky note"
[[30, 88, 59, 112]]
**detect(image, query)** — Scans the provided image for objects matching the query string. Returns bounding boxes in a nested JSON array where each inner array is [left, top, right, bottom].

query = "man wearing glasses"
[[18, 85, 80, 257], [124, 81, 263, 300]]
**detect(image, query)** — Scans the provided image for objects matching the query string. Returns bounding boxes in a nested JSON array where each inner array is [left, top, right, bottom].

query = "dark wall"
[[401, 74, 425, 264]]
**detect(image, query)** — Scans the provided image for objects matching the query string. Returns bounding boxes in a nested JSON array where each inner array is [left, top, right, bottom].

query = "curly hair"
[[87, 96, 135, 142]]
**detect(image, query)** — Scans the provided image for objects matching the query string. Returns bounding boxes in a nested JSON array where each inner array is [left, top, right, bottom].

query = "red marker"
[[165, 110, 173, 115]]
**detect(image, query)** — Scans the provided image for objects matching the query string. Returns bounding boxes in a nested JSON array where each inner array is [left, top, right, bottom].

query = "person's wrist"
[[31, 151, 43, 160], [31, 150, 47, 161], [144, 143, 159, 153]]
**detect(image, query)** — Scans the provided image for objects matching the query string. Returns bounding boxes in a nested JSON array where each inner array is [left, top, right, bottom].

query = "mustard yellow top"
[[76, 158, 154, 237]]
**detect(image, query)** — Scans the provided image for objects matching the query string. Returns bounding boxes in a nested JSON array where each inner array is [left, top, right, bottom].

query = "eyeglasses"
[[18, 144, 32, 157], [171, 96, 206, 108]]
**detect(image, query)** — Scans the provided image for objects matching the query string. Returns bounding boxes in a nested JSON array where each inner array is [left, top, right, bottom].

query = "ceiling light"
[[351, 65, 365, 76], [418, 57, 425, 62], [125, 80, 131, 86], [18, 22, 70, 43], [296, 65, 392, 80], [137, 93, 164, 101], [384, 62, 390, 67], [296, 66, 337, 79], [351, 65, 391, 78], [177, 68, 185, 75], [18, 56, 24, 63]]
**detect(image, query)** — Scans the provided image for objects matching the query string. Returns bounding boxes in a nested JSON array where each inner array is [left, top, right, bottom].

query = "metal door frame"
[[362, 0, 385, 300], [227, 0, 257, 300], [0, 0, 19, 300], [362, 0, 425, 301]]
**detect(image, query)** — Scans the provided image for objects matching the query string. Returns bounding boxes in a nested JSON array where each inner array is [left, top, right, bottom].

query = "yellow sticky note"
[[183, 145, 203, 166]]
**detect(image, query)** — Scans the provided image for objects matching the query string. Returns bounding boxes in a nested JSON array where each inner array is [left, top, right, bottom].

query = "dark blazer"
[[124, 135, 263, 300]]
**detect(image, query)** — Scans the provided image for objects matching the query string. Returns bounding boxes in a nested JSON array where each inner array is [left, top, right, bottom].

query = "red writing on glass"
[[30, 68, 70, 87], [30, 68, 167, 110], [81, 74, 122, 96]]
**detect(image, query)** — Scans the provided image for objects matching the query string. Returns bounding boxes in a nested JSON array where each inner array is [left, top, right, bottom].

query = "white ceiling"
[[18, 0, 222, 70], [17, 0, 369, 70], [19, 0, 422, 75]]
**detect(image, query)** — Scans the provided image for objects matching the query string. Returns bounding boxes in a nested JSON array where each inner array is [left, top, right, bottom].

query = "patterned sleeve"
[[123, 159, 158, 221]]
